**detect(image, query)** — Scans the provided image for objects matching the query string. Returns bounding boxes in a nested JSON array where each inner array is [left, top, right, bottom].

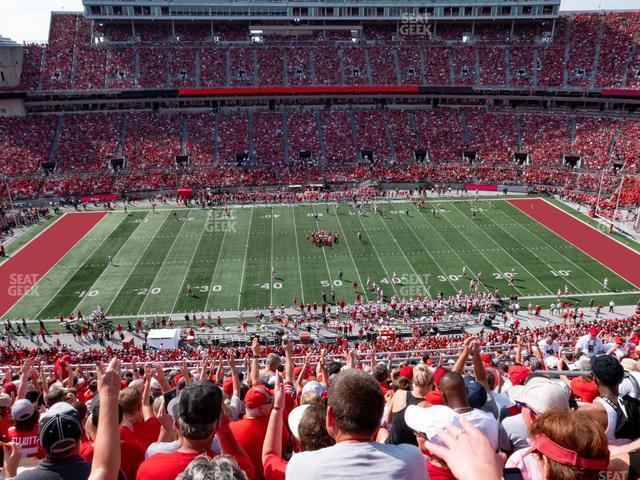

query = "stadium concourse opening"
[[1, 3, 640, 480]]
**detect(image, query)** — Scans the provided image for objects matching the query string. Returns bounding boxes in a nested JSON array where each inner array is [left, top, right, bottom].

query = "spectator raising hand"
[[89, 358, 122, 480], [424, 417, 505, 480]]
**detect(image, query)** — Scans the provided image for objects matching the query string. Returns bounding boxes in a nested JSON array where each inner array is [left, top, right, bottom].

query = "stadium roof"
[[0, 35, 19, 46]]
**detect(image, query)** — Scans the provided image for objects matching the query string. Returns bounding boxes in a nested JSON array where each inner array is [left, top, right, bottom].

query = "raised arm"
[[453, 337, 473, 374], [470, 341, 489, 391], [262, 371, 286, 464], [88, 358, 122, 480], [250, 337, 260, 386], [154, 364, 172, 392], [284, 340, 294, 383], [16, 359, 32, 400], [141, 367, 154, 421]]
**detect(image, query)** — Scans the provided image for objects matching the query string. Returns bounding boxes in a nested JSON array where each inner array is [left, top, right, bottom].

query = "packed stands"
[[55, 113, 120, 172], [0, 116, 56, 175], [123, 112, 182, 169]]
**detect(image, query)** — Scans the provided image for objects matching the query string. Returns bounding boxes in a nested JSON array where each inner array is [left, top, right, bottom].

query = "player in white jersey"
[[603, 277, 609, 290]]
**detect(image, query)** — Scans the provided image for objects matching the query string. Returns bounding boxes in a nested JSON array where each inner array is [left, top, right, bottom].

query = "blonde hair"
[[412, 364, 434, 389], [85, 415, 96, 442], [152, 395, 163, 417]]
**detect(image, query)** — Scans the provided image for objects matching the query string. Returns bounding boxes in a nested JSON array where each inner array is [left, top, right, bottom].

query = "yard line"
[[476, 202, 583, 294], [447, 201, 553, 295], [400, 202, 489, 295], [375, 204, 436, 297], [29, 214, 126, 320], [516, 290, 640, 301], [237, 208, 254, 310], [136, 210, 193, 316], [291, 205, 306, 305], [409, 202, 507, 295], [492, 202, 606, 287], [332, 206, 369, 303], [105, 211, 169, 313], [352, 209, 400, 298], [270, 206, 275, 306], [203, 211, 231, 313], [310, 206, 334, 285], [169, 210, 211, 314]]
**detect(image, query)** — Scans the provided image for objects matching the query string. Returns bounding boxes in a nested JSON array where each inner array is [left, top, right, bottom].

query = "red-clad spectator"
[[136, 381, 255, 480]]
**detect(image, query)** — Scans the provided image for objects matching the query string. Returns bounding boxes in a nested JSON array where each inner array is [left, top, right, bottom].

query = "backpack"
[[602, 394, 640, 440]]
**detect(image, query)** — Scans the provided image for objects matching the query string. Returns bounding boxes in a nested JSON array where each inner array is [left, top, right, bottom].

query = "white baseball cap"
[[405, 405, 498, 450], [287, 404, 310, 440], [301, 380, 325, 397], [509, 378, 570, 415], [404, 405, 459, 445]]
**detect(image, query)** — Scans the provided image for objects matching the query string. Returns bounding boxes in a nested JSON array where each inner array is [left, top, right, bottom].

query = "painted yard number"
[[259, 283, 283, 290], [321, 280, 343, 287], [196, 285, 222, 292], [76, 290, 99, 298], [550, 270, 571, 277], [381, 277, 403, 284], [134, 288, 162, 295], [438, 275, 461, 282]]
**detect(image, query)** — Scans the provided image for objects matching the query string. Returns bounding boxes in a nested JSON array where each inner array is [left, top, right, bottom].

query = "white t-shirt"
[[538, 340, 560, 358], [605, 343, 627, 361], [619, 371, 640, 399], [285, 441, 427, 480], [461, 408, 500, 452], [575, 335, 605, 357]]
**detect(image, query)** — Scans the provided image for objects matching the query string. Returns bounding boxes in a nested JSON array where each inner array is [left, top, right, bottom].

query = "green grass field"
[[5, 199, 640, 322]]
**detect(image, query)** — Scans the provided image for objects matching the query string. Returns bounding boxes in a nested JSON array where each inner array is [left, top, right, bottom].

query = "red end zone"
[[0, 212, 106, 317], [508, 198, 640, 289]]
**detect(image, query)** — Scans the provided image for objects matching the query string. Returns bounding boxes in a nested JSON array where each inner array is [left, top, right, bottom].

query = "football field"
[[3, 198, 640, 322]]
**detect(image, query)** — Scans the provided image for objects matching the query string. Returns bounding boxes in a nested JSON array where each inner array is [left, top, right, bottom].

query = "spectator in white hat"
[[498, 377, 570, 454], [7, 399, 41, 459], [619, 358, 640, 399]]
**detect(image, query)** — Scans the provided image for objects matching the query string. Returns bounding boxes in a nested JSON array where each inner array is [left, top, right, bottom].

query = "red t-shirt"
[[427, 461, 457, 480], [81, 439, 145, 480], [425, 390, 444, 405], [120, 417, 161, 452], [570, 376, 599, 403], [229, 415, 289, 480], [263, 453, 286, 480], [136, 450, 255, 480], [0, 412, 13, 440], [7, 425, 44, 459]]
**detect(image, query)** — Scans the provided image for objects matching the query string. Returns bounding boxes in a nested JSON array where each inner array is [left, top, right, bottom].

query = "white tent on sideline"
[[147, 328, 180, 350]]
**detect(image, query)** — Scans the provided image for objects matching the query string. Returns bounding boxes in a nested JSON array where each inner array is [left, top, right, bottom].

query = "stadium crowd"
[[0, 307, 638, 479]]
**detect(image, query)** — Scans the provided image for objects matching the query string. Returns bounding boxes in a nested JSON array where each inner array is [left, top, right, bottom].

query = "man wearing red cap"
[[230, 384, 290, 480], [575, 327, 605, 358]]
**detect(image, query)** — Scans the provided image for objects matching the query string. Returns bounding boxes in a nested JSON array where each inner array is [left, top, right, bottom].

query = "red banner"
[[465, 184, 498, 192]]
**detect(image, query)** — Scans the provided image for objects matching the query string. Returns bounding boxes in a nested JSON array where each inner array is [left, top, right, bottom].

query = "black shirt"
[[14, 455, 91, 480]]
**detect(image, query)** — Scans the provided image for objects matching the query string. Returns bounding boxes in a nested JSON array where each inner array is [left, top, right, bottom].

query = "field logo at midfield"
[[205, 209, 237, 233], [398, 273, 432, 298], [8, 273, 40, 297], [399, 13, 432, 38]]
